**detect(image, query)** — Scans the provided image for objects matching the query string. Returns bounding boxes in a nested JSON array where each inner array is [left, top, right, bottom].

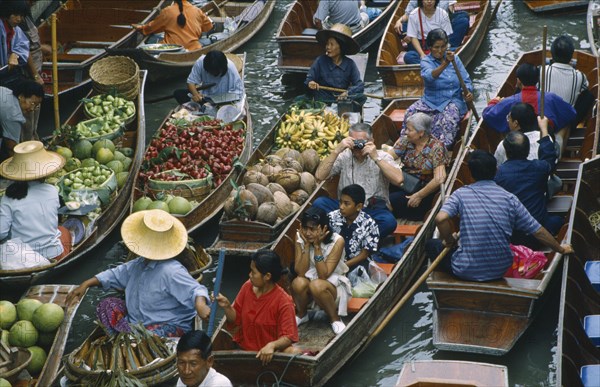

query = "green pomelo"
[[92, 139, 116, 155], [0, 377, 11, 387], [132, 197, 153, 212], [8, 320, 38, 347], [119, 147, 134, 157], [37, 330, 56, 347], [116, 172, 128, 189], [147, 200, 170, 212], [122, 157, 133, 171], [26, 346, 47, 375], [73, 140, 93, 160], [113, 150, 126, 162], [63, 158, 81, 172], [106, 160, 124, 174], [81, 158, 99, 168], [1, 330, 8, 346], [168, 196, 192, 215], [16, 299, 42, 322], [55, 146, 72, 160], [32, 303, 64, 332], [0, 301, 17, 329], [95, 148, 114, 165]]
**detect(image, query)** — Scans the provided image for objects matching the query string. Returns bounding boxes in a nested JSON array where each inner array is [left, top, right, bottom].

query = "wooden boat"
[[426, 49, 599, 356], [131, 53, 252, 233], [556, 155, 600, 387], [376, 0, 496, 100], [204, 100, 473, 386], [108, 0, 276, 83], [1, 285, 87, 386], [0, 71, 148, 289], [276, 0, 396, 74], [588, 0, 600, 57], [396, 360, 509, 387], [523, 0, 588, 14]]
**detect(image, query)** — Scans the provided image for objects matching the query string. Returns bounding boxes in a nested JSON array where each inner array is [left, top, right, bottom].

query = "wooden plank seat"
[[584, 261, 600, 292], [583, 315, 600, 346], [454, 1, 482, 12], [348, 262, 395, 313], [389, 109, 406, 130], [428, 270, 542, 296], [393, 223, 422, 244], [581, 365, 600, 387], [547, 195, 573, 215]]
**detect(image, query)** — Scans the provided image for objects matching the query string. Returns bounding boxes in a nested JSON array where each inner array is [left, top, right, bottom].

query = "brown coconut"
[[264, 155, 282, 166], [227, 187, 259, 220], [246, 163, 262, 173], [256, 202, 278, 225], [281, 149, 304, 169], [261, 163, 283, 181], [290, 202, 300, 214], [243, 170, 269, 186], [246, 183, 274, 206], [274, 168, 301, 194], [267, 182, 287, 195], [299, 172, 317, 194], [301, 149, 320, 174], [275, 147, 291, 158], [281, 157, 303, 173], [224, 196, 237, 219], [290, 189, 309, 205], [273, 191, 293, 219]]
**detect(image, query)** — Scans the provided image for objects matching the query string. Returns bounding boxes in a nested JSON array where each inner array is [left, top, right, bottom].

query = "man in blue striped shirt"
[[427, 150, 573, 281]]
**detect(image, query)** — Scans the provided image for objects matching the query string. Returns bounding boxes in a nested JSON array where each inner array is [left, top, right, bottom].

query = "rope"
[[255, 353, 300, 387]]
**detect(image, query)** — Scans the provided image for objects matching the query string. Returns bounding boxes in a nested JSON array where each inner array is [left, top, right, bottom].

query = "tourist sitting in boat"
[[215, 250, 300, 365], [495, 116, 564, 248], [401, 29, 473, 149], [175, 330, 232, 387], [313, 0, 369, 33], [314, 122, 403, 239], [0, 0, 30, 88], [292, 207, 351, 335], [133, 0, 213, 52], [305, 23, 366, 107], [388, 112, 449, 221], [66, 210, 211, 337], [173, 50, 244, 106], [0, 79, 43, 160], [328, 184, 379, 270], [425, 150, 574, 282], [0, 141, 71, 269], [482, 63, 576, 136]]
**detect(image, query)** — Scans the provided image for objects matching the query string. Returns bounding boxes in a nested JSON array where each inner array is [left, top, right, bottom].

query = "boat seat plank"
[[583, 315, 600, 346], [396, 360, 508, 387], [547, 195, 573, 214], [56, 53, 94, 62], [584, 261, 600, 292], [428, 270, 542, 294], [393, 224, 421, 244], [581, 365, 600, 387], [454, 1, 482, 12]]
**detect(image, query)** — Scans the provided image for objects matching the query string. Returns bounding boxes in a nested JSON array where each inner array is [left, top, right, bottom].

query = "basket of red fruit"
[[147, 169, 213, 200]]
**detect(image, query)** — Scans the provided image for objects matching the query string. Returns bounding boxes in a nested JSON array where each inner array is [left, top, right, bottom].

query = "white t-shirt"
[[494, 131, 551, 166], [406, 7, 453, 41], [176, 367, 232, 387]]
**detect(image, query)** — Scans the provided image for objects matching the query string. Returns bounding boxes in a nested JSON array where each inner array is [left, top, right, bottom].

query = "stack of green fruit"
[[61, 164, 114, 191], [84, 94, 136, 122], [132, 194, 198, 216]]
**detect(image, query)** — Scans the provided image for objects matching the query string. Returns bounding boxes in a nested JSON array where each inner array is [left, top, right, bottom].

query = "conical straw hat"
[[316, 23, 360, 55], [0, 141, 65, 181]]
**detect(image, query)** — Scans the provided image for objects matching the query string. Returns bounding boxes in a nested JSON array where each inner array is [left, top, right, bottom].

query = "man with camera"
[[314, 123, 404, 238]]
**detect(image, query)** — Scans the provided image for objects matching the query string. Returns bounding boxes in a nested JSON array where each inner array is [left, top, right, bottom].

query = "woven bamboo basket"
[[147, 182, 212, 202], [90, 56, 139, 100]]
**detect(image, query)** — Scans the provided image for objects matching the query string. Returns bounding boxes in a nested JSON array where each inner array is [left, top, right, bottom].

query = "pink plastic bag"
[[504, 244, 548, 279]]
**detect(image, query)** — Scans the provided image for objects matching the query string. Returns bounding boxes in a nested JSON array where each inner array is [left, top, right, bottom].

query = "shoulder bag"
[[402, 171, 425, 194]]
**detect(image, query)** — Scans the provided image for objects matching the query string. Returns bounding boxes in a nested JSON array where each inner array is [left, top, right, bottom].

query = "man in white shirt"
[[176, 330, 232, 387]]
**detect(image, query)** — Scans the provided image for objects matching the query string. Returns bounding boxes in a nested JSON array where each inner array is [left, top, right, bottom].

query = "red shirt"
[[230, 280, 298, 351]]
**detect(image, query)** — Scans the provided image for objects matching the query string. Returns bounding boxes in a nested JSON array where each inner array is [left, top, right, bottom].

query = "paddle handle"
[[451, 59, 480, 122], [540, 25, 547, 118], [317, 85, 384, 100], [207, 248, 226, 337]]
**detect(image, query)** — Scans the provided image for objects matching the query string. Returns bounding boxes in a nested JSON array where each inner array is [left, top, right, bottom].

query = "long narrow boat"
[[396, 360, 509, 387], [588, 0, 600, 57], [37, 0, 164, 99], [276, 1, 396, 74], [425, 49, 599, 356], [130, 54, 252, 233], [376, 0, 495, 100], [204, 100, 472, 386], [108, 0, 275, 83], [0, 71, 148, 289], [523, 0, 588, 14], [556, 156, 600, 387]]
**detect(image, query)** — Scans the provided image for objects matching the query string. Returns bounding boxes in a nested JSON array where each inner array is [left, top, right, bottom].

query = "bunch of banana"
[[275, 120, 300, 149]]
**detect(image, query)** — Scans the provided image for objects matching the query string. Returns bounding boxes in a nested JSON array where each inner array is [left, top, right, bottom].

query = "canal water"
[[29, 0, 589, 385]]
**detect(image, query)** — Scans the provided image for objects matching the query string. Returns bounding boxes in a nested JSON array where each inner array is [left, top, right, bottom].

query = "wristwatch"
[[374, 155, 383, 162]]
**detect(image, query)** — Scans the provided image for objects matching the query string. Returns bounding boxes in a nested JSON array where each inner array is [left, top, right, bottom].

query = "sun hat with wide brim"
[[316, 23, 360, 56], [121, 209, 188, 260], [0, 141, 65, 181]]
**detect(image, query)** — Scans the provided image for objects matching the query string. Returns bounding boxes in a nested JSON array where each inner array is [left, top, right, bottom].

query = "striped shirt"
[[542, 63, 588, 106], [441, 181, 540, 281]]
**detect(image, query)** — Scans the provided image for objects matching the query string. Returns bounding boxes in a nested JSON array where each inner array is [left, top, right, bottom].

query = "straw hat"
[[225, 53, 244, 74], [0, 141, 65, 181], [121, 209, 188, 260], [316, 23, 360, 55]]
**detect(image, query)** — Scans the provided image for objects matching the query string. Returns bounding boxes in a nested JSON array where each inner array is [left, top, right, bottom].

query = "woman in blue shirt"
[[401, 28, 473, 148]]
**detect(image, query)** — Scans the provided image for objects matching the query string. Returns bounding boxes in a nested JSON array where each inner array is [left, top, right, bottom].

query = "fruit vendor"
[[0, 141, 72, 269], [305, 23, 366, 107], [0, 0, 30, 87], [67, 210, 211, 337]]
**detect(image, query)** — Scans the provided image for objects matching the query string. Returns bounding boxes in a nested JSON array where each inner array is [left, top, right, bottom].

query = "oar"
[[540, 25, 547, 118], [146, 82, 217, 104], [451, 59, 480, 122], [316, 85, 385, 100], [207, 248, 226, 337]]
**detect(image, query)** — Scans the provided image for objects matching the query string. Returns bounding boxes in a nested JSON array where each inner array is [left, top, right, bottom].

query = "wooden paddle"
[[540, 25, 547, 118], [316, 85, 385, 100], [207, 248, 226, 337], [451, 59, 480, 122], [146, 82, 217, 104]]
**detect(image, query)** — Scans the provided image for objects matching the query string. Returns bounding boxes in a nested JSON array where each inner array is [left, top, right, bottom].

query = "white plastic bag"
[[368, 260, 387, 284], [348, 266, 377, 298]]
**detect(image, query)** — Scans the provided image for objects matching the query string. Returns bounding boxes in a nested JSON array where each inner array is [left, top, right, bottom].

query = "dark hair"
[[0, 0, 30, 18], [509, 102, 538, 133], [503, 131, 530, 160], [12, 79, 44, 98], [467, 150, 497, 181], [301, 206, 333, 244], [426, 28, 449, 48], [203, 51, 228, 77], [418, 0, 440, 8], [551, 35, 575, 64], [175, 0, 186, 27], [516, 63, 538, 86], [176, 330, 212, 359], [340, 184, 365, 206], [6, 181, 29, 200], [252, 250, 286, 282]]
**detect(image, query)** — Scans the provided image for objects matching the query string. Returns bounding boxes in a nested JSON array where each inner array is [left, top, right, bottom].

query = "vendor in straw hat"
[[305, 24, 366, 107], [0, 141, 71, 268], [66, 210, 211, 337]]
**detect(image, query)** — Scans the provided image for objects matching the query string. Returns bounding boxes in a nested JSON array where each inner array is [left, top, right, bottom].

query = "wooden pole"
[[316, 85, 385, 100], [540, 25, 547, 118], [51, 13, 60, 131], [207, 248, 226, 337], [451, 59, 480, 122]]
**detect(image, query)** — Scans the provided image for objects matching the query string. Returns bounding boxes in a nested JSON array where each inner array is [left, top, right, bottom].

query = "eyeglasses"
[[303, 212, 321, 222]]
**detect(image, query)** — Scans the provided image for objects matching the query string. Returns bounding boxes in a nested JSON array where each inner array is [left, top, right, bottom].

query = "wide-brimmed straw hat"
[[0, 141, 65, 181], [121, 209, 187, 260], [316, 23, 360, 55]]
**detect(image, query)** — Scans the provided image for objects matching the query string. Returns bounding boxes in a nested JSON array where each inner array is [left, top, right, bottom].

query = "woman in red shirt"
[[216, 250, 300, 365]]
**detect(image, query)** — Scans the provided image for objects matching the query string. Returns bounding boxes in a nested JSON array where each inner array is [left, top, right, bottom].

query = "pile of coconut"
[[224, 148, 320, 225]]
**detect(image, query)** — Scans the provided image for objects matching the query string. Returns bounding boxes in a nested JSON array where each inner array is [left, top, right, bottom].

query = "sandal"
[[331, 320, 346, 335], [295, 314, 309, 326]]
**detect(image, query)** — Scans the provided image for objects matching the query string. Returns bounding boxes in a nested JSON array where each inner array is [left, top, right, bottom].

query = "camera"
[[353, 139, 367, 150]]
